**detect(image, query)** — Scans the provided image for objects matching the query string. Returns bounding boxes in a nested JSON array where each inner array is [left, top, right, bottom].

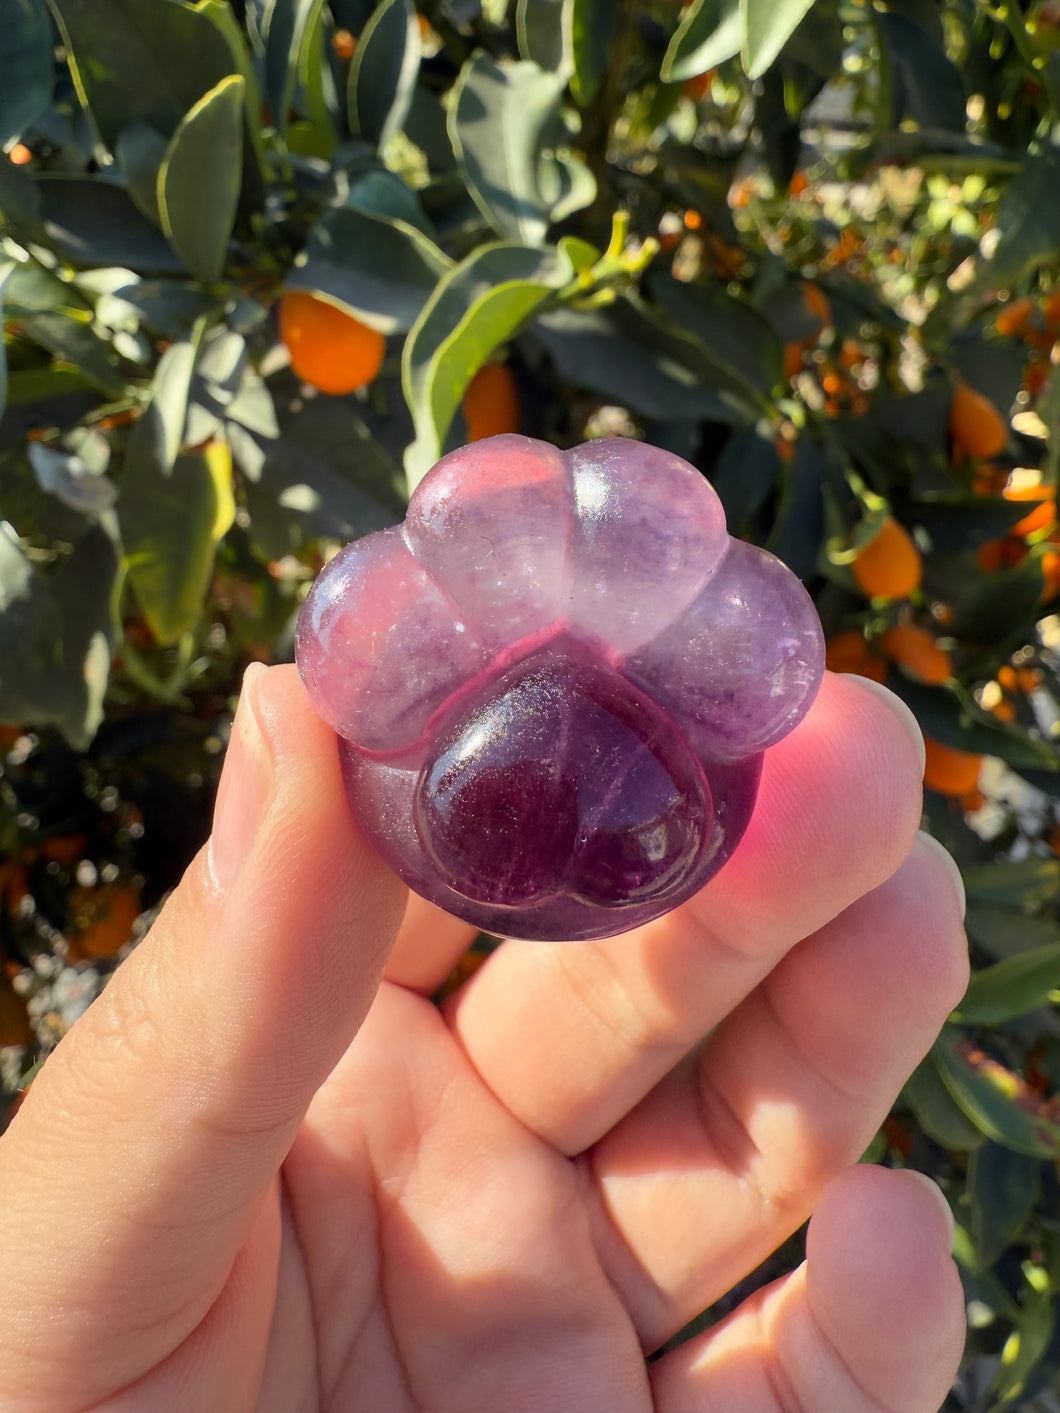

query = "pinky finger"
[[650, 1165, 965, 1413]]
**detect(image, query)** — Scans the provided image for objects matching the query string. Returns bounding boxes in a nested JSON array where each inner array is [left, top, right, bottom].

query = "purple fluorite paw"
[[296, 434, 824, 941]]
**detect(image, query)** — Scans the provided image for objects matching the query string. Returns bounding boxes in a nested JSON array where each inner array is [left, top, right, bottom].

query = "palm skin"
[[0, 665, 967, 1413]]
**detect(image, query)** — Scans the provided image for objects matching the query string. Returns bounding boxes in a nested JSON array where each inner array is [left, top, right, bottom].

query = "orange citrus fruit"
[[7, 143, 31, 166], [923, 738, 983, 797], [332, 28, 356, 59], [879, 625, 952, 684], [1004, 484, 1057, 537], [851, 517, 922, 600], [683, 69, 714, 101], [69, 883, 142, 958], [824, 629, 887, 683], [462, 363, 520, 442], [995, 297, 1035, 337], [278, 291, 386, 395], [949, 382, 1007, 459], [0, 979, 32, 1047], [803, 282, 832, 328]]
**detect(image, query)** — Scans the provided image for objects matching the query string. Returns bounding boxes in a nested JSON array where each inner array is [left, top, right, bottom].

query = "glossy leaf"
[[348, 0, 421, 150], [48, 0, 238, 151], [987, 142, 1060, 292], [933, 1028, 1060, 1159], [647, 270, 780, 399], [954, 942, 1060, 1025], [0, 262, 13, 423], [115, 121, 169, 227], [263, 0, 323, 138], [149, 340, 198, 470], [565, 0, 616, 108], [449, 53, 594, 246], [876, 10, 966, 133], [286, 203, 451, 333], [157, 75, 244, 284], [35, 176, 186, 274], [708, 430, 780, 534], [0, 522, 116, 748], [120, 417, 232, 644], [0, 0, 54, 147], [741, 0, 814, 80], [532, 300, 749, 425], [963, 859, 1060, 910], [661, 0, 742, 83], [403, 243, 568, 489], [516, 0, 567, 73], [968, 1142, 1040, 1271], [883, 675, 1059, 772], [947, 555, 1045, 646], [903, 1058, 985, 1152], [16, 311, 125, 398], [965, 903, 1060, 961]]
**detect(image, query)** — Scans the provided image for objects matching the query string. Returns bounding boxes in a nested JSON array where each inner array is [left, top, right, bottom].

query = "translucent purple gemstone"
[[295, 434, 824, 941]]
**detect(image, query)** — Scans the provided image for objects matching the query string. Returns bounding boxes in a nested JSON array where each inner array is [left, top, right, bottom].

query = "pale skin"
[[0, 664, 968, 1413]]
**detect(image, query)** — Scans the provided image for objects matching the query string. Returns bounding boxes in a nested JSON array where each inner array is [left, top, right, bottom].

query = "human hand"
[[0, 663, 967, 1413]]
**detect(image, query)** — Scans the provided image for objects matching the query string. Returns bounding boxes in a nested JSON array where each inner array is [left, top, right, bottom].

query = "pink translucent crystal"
[[296, 434, 824, 940]]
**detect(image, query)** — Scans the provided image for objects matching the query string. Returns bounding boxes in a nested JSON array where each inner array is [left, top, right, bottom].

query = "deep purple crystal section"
[[296, 434, 824, 941]]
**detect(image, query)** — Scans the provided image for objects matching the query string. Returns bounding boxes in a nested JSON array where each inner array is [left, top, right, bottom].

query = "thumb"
[[0, 663, 406, 1404]]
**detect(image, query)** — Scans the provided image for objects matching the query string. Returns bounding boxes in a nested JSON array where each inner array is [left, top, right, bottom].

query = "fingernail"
[[917, 831, 967, 920], [904, 1170, 956, 1250], [208, 663, 273, 893], [848, 675, 927, 773]]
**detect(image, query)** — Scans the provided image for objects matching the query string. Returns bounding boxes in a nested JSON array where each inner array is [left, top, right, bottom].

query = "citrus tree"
[[3, 0, 1060, 1404]]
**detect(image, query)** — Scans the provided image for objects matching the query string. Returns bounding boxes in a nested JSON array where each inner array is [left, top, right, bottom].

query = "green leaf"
[[768, 436, 825, 581], [565, 0, 616, 108], [343, 166, 435, 234], [0, 522, 116, 748], [883, 674, 1059, 773], [647, 270, 780, 399], [120, 416, 231, 644], [48, 0, 239, 151], [0, 262, 14, 422], [741, 0, 815, 80], [115, 121, 170, 226], [963, 859, 1060, 910], [532, 300, 747, 424], [263, 0, 324, 139], [403, 242, 568, 490], [903, 1057, 986, 1152], [986, 142, 1060, 292], [16, 310, 124, 398], [157, 75, 244, 284], [708, 430, 780, 534], [987, 1265, 1055, 1408], [287, 203, 451, 334], [348, 0, 421, 149], [968, 1143, 1040, 1271], [517, 0, 567, 73], [661, 0, 742, 84], [965, 903, 1060, 961], [876, 10, 966, 133], [35, 175, 187, 273], [150, 341, 198, 470], [933, 1028, 1060, 1159], [954, 942, 1060, 1025], [449, 53, 594, 246], [240, 402, 402, 558], [0, 0, 54, 147], [947, 554, 1046, 646]]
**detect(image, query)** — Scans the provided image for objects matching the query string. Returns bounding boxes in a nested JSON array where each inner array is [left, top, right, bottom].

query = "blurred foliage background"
[[3, 0, 1060, 1405]]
